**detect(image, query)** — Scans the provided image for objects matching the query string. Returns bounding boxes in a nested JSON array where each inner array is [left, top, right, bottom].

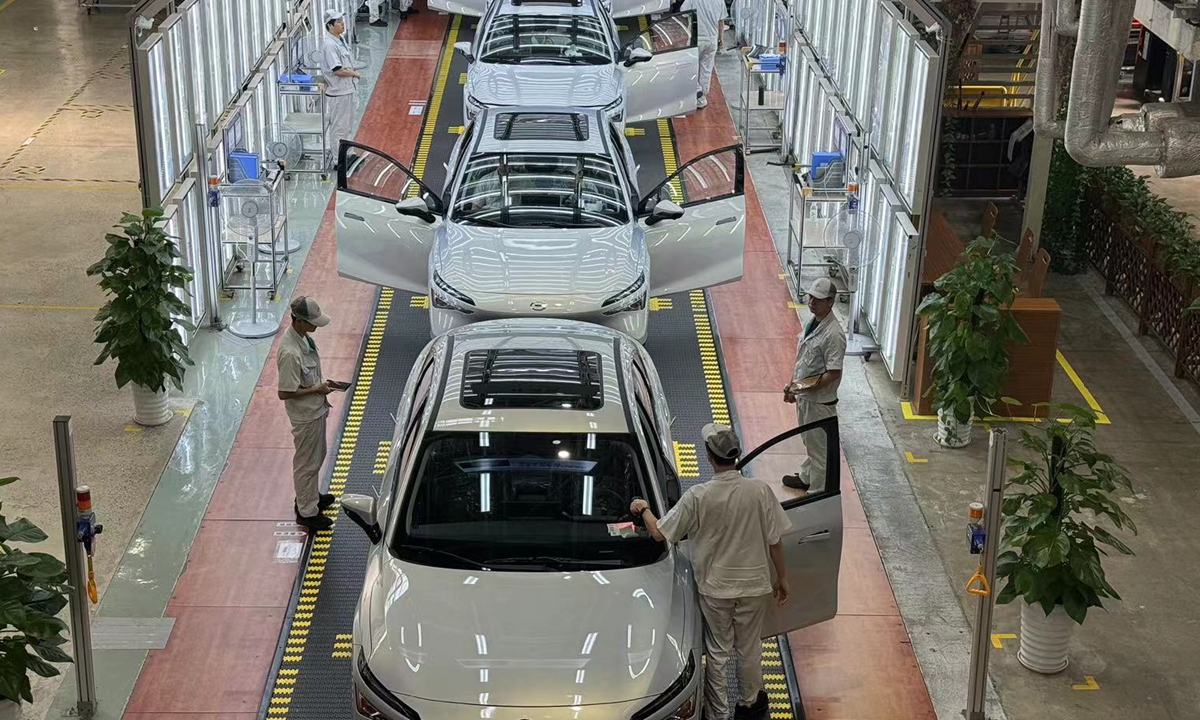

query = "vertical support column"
[[965, 428, 1008, 720], [52, 416, 97, 719], [1021, 133, 1055, 253]]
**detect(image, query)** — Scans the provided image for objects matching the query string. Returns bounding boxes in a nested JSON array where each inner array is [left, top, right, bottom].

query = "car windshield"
[[481, 15, 612, 65], [452, 153, 630, 228], [393, 431, 665, 571]]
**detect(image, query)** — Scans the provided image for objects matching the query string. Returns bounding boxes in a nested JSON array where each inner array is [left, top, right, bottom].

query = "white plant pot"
[[1018, 601, 1075, 674], [0, 699, 20, 720], [935, 409, 972, 448], [131, 383, 172, 427]]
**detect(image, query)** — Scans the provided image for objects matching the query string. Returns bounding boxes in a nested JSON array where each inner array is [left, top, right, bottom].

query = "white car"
[[434, 0, 671, 22], [335, 107, 746, 342], [341, 318, 845, 720], [456, 0, 700, 126]]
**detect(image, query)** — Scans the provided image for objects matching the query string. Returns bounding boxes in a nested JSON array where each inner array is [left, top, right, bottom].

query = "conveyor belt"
[[260, 15, 804, 720]]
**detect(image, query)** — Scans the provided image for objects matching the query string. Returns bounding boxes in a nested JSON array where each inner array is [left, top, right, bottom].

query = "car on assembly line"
[[454, 0, 700, 126], [339, 318, 845, 720], [335, 107, 746, 343], [433, 0, 670, 22]]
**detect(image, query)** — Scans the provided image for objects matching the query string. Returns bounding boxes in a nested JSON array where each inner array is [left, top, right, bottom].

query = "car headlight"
[[432, 271, 475, 313], [465, 94, 486, 113], [602, 272, 646, 315], [356, 649, 421, 720], [631, 651, 698, 720], [603, 97, 625, 123]]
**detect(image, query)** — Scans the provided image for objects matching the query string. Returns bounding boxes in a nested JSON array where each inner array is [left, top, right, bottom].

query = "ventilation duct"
[[1034, 0, 1200, 177]]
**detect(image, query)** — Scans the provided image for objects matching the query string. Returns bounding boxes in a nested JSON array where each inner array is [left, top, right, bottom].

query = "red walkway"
[[120, 17, 936, 720]]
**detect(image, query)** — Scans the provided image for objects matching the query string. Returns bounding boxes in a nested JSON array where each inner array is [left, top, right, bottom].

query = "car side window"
[[630, 358, 657, 431], [633, 398, 681, 509], [609, 125, 636, 198]]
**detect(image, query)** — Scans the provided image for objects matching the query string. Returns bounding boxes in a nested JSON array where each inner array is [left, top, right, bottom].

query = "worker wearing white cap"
[[278, 296, 348, 532], [321, 9, 361, 172], [630, 423, 791, 720], [783, 277, 846, 493]]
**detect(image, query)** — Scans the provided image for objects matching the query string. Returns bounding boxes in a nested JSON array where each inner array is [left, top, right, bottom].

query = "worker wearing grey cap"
[[631, 423, 791, 720], [784, 277, 846, 493], [278, 296, 348, 532], [321, 9, 361, 172]]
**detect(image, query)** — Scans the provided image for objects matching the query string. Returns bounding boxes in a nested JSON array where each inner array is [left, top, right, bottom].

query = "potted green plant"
[[87, 208, 195, 426], [916, 236, 1027, 447], [0, 477, 73, 717], [995, 405, 1136, 674]]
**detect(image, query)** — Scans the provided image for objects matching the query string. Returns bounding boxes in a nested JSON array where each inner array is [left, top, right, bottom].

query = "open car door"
[[336, 141, 442, 293], [429, 0, 488, 16], [622, 12, 699, 123], [607, 0, 670, 19], [640, 145, 745, 296], [736, 417, 843, 638]]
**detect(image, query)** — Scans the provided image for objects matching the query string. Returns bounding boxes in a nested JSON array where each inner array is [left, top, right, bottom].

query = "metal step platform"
[[259, 15, 805, 720]]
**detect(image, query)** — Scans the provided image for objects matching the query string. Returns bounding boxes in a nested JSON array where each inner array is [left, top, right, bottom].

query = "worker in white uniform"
[[278, 297, 346, 532], [321, 10, 361, 172], [783, 277, 846, 493], [680, 0, 727, 108], [631, 424, 791, 720]]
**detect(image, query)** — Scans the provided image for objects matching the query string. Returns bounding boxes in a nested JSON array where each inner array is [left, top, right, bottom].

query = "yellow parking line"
[[1056, 350, 1111, 424]]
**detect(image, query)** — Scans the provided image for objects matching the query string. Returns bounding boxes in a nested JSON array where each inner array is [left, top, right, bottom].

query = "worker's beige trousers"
[[698, 38, 718, 97], [699, 593, 773, 719], [290, 414, 328, 517], [325, 93, 360, 169], [796, 398, 837, 493]]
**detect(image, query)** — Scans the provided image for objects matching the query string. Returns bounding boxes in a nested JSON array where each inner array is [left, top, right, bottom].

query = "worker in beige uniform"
[[278, 297, 348, 532], [631, 424, 791, 720], [321, 10, 361, 172], [783, 277, 846, 493]]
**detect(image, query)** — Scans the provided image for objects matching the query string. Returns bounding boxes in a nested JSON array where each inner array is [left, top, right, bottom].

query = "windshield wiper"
[[401, 545, 490, 569], [487, 556, 627, 571]]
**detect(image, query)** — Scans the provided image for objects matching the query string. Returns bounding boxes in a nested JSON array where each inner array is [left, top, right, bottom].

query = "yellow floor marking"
[[991, 633, 1016, 649], [787, 301, 805, 310], [448, 125, 464, 134], [624, 127, 646, 137], [123, 425, 144, 433], [0, 69, 6, 77], [672, 442, 699, 478], [408, 14, 462, 194], [373, 439, 392, 474], [649, 297, 672, 311], [0, 0, 22, 13], [904, 451, 927, 464], [458, 72, 467, 84], [1056, 350, 1110, 424], [0, 303, 99, 311], [778, 273, 786, 279], [901, 401, 1090, 425], [410, 295, 430, 309], [1072, 676, 1100, 691]]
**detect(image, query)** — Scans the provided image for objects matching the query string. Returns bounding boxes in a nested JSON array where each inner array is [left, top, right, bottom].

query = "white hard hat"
[[808, 277, 837, 300], [326, 8, 346, 20]]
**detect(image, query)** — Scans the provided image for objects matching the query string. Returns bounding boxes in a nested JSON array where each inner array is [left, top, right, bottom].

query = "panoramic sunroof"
[[494, 112, 589, 142], [461, 349, 603, 410]]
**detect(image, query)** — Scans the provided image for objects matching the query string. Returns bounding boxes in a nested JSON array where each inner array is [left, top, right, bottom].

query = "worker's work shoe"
[[370, 18, 387, 26], [297, 513, 334, 532], [734, 691, 769, 719], [782, 473, 810, 491], [318, 493, 337, 510]]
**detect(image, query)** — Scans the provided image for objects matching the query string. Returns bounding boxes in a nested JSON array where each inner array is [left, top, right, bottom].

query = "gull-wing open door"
[[736, 417, 843, 637], [607, 0, 670, 19], [429, 0, 488, 16], [336, 141, 442, 293], [622, 12, 699, 123], [639, 145, 745, 296]]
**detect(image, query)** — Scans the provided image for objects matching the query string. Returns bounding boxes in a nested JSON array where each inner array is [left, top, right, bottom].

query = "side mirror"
[[342, 494, 382, 544], [646, 199, 684, 227], [396, 196, 437, 224], [623, 46, 652, 67], [454, 41, 474, 63]]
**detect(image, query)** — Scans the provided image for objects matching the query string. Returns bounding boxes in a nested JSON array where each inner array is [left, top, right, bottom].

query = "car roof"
[[432, 319, 632, 435], [473, 107, 611, 156], [494, 0, 600, 18]]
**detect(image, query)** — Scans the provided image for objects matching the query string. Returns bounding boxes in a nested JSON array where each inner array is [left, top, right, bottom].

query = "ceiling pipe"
[[1063, 0, 1167, 167], [1034, 0, 1065, 138]]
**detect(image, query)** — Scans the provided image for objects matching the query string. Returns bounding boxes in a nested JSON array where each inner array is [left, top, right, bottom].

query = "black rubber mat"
[[260, 14, 804, 720]]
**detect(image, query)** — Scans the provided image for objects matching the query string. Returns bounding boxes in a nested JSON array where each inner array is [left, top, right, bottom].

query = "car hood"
[[435, 224, 645, 304], [469, 63, 623, 109], [358, 556, 696, 707]]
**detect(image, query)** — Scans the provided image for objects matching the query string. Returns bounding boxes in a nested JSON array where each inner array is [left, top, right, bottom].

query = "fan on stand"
[[261, 125, 304, 253], [223, 180, 283, 339], [820, 206, 886, 360]]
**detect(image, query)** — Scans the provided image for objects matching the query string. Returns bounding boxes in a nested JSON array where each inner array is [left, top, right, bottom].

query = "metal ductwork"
[[1034, 0, 1200, 177]]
